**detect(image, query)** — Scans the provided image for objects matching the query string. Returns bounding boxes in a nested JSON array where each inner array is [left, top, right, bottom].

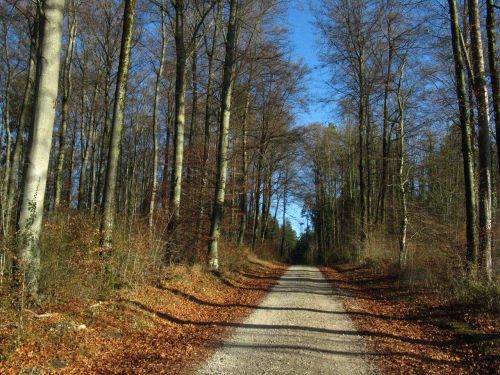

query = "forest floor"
[[2, 259, 498, 374], [0, 256, 287, 374], [321, 265, 500, 375]]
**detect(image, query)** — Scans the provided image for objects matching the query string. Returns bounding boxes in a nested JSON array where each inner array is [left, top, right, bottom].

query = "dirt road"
[[196, 265, 377, 374]]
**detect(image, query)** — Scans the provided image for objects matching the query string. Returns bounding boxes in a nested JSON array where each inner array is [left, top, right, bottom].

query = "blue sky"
[[286, 1, 332, 125], [273, 2, 334, 236]]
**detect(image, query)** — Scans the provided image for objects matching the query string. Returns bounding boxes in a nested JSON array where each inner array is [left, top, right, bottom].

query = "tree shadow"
[[159, 286, 408, 321], [121, 299, 497, 349]]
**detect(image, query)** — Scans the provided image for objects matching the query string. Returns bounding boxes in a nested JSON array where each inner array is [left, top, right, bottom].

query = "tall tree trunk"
[[208, 0, 238, 272], [188, 48, 198, 147], [377, 38, 392, 224], [5, 13, 39, 236], [197, 6, 220, 235], [149, 2, 167, 230], [486, 0, 500, 175], [54, 2, 77, 209], [15, 0, 65, 298], [1, 28, 12, 239], [396, 59, 408, 271], [468, 0, 493, 281], [170, 0, 188, 224], [100, 0, 136, 252], [78, 82, 98, 210], [448, 0, 478, 272], [238, 77, 251, 247], [358, 51, 367, 259]]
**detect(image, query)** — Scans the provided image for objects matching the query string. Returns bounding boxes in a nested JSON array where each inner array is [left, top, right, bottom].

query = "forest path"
[[195, 265, 377, 375]]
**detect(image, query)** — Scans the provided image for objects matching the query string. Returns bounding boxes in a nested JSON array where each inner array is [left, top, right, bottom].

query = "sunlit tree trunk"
[[15, 0, 65, 297], [100, 0, 136, 252], [396, 59, 408, 271], [468, 0, 493, 281], [170, 0, 188, 224], [149, 2, 167, 230], [208, 0, 238, 272], [448, 0, 478, 273]]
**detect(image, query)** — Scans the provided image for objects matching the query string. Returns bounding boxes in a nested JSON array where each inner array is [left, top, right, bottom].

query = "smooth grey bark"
[[170, 0, 216, 225], [208, 0, 238, 272], [149, 1, 167, 230], [448, 0, 478, 272], [396, 58, 408, 271], [15, 0, 65, 297], [468, 0, 493, 281], [100, 0, 136, 252], [54, 1, 77, 209], [170, 0, 188, 224], [486, 0, 500, 175]]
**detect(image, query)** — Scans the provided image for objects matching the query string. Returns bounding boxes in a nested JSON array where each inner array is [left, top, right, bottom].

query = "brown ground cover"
[[0, 257, 286, 374], [321, 265, 500, 375]]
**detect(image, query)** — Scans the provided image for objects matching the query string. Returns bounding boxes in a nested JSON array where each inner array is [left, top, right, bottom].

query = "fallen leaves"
[[0, 258, 286, 374], [320, 265, 500, 375]]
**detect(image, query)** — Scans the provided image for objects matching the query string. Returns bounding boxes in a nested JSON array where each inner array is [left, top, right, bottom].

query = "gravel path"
[[196, 265, 377, 375]]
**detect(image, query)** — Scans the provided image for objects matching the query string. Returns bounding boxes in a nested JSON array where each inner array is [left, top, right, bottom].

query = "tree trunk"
[[15, 0, 65, 298], [238, 77, 251, 247], [486, 0, 500, 175], [468, 0, 493, 281], [149, 2, 167, 230], [54, 2, 77, 209], [78, 82, 98, 210], [197, 6, 220, 235], [396, 59, 408, 271], [100, 0, 136, 252], [358, 50, 367, 259], [448, 0, 478, 273], [377, 38, 393, 224], [1, 29, 12, 239], [5, 13, 39, 236], [208, 0, 238, 272], [170, 0, 188, 224]]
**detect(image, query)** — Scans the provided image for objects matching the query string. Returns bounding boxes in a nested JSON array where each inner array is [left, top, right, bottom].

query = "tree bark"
[[377, 37, 392, 224], [208, 0, 238, 272], [448, 0, 478, 272], [170, 0, 188, 224], [5, 13, 39, 236], [149, 2, 167, 230], [100, 0, 137, 252], [396, 59, 408, 271], [54, 1, 77, 209], [486, 0, 500, 175], [15, 0, 65, 298], [468, 0, 493, 281]]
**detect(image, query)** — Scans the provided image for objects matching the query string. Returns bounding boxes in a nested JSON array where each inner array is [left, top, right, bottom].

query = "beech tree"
[[15, 0, 65, 297], [100, 0, 137, 252]]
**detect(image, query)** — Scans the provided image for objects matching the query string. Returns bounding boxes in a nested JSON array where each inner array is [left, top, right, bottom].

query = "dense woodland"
[[0, 0, 498, 317]]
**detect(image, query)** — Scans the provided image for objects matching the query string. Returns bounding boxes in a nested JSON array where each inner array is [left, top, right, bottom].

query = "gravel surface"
[[196, 265, 378, 375]]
